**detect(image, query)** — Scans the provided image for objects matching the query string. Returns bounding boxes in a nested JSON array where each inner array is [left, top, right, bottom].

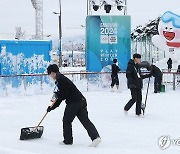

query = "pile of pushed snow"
[[0, 72, 128, 97], [0, 82, 54, 97], [61, 66, 86, 72]]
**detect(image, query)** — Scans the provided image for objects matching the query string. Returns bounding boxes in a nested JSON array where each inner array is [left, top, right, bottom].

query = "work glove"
[[50, 93, 58, 102], [47, 106, 52, 112]]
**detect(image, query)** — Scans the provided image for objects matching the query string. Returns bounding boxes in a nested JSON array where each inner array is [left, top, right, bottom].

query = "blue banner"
[[86, 15, 131, 72]]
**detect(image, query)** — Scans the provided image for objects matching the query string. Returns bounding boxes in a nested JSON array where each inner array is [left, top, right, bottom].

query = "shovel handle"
[[35, 112, 48, 129], [144, 77, 151, 107], [34, 99, 58, 131]]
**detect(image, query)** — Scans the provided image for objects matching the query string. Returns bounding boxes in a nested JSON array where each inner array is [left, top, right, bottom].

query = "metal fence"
[[162, 71, 180, 90], [0, 71, 179, 96], [0, 72, 126, 96], [131, 39, 166, 63]]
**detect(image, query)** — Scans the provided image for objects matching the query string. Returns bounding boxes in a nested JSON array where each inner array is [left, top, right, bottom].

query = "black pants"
[[154, 76, 162, 92], [111, 75, 119, 87], [168, 65, 172, 72], [124, 88, 142, 115], [63, 100, 100, 144]]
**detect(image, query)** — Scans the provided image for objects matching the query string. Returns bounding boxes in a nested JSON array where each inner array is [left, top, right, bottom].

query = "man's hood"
[[128, 59, 135, 65]]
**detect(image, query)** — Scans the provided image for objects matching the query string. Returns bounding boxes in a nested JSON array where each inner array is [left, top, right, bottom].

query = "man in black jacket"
[[167, 58, 172, 72], [111, 59, 121, 91], [47, 64, 101, 147], [124, 54, 151, 116], [148, 65, 162, 93], [177, 65, 180, 83]]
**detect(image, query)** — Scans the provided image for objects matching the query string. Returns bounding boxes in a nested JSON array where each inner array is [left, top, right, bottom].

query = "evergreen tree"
[[131, 17, 161, 41]]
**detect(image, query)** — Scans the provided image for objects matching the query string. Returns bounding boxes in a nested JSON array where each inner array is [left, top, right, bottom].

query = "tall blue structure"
[[86, 15, 131, 72]]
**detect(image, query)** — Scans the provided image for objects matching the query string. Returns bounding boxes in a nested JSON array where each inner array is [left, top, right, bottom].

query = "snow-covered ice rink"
[[0, 84, 180, 154]]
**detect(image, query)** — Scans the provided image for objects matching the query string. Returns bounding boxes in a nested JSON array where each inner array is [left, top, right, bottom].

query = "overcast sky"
[[0, 0, 179, 39]]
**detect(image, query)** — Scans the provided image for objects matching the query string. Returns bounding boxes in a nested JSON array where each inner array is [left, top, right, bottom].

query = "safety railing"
[[0, 71, 179, 96], [0, 72, 127, 96], [162, 71, 180, 90]]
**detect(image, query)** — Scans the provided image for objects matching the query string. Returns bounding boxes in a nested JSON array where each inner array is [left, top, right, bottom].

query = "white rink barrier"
[[0, 71, 179, 96]]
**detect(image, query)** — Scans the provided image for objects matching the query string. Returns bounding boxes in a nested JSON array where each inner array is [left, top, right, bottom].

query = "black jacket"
[[177, 65, 180, 72], [150, 65, 162, 78], [111, 64, 120, 76], [51, 72, 86, 109], [126, 59, 150, 89], [167, 59, 172, 67]]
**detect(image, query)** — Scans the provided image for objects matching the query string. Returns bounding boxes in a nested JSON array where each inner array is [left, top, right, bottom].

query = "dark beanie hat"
[[133, 53, 141, 59], [47, 64, 59, 74], [113, 59, 117, 63]]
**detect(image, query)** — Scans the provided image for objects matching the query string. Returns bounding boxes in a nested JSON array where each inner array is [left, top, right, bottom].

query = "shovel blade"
[[20, 126, 44, 140]]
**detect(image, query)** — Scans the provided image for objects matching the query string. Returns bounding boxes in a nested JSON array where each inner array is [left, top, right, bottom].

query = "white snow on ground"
[[0, 83, 180, 154], [61, 67, 86, 72]]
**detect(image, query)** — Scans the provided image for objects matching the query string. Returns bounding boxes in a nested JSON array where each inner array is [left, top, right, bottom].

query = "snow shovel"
[[20, 99, 57, 140], [141, 77, 150, 115]]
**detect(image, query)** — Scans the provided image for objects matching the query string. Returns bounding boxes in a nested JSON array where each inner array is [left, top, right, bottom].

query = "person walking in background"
[[148, 65, 162, 93], [177, 65, 180, 83], [167, 58, 172, 72], [111, 59, 121, 92], [177, 65, 180, 73], [46, 64, 101, 147], [124, 54, 151, 116]]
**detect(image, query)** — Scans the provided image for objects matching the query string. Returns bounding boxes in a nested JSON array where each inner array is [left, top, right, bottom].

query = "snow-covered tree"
[[131, 17, 161, 41]]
